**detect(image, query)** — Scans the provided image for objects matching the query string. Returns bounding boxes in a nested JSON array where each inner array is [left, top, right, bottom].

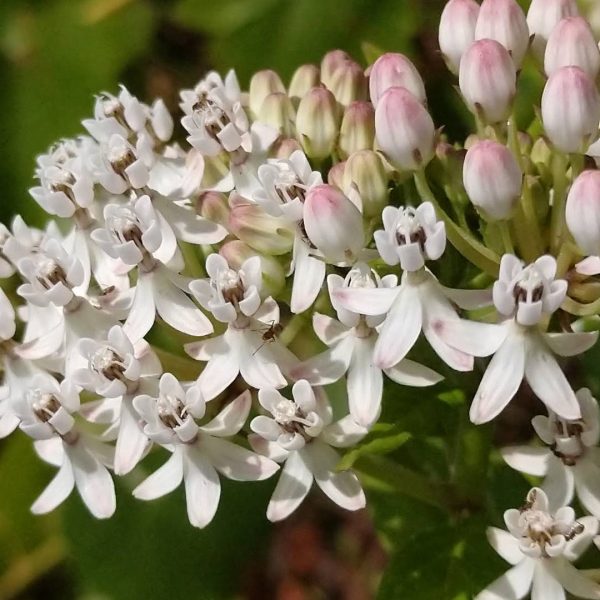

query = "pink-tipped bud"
[[339, 101, 375, 158], [303, 184, 364, 263], [274, 137, 303, 159], [220, 240, 286, 297], [295, 86, 340, 160], [566, 170, 600, 256], [368, 52, 426, 105], [249, 69, 286, 117], [438, 0, 480, 75], [474, 0, 530, 67], [327, 161, 346, 189], [196, 191, 229, 227], [375, 87, 435, 171], [228, 201, 295, 255], [289, 64, 321, 99], [328, 59, 368, 107], [463, 141, 522, 220], [320, 50, 353, 89], [541, 66, 600, 153], [527, 0, 579, 61], [459, 39, 516, 124], [343, 150, 388, 218], [544, 17, 600, 79], [258, 92, 296, 137]]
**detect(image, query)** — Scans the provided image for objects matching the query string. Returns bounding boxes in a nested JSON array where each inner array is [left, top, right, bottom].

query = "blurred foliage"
[[0, 0, 566, 599]]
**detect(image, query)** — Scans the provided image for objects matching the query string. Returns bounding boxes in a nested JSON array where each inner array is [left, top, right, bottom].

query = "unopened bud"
[[328, 59, 368, 107], [249, 70, 286, 117], [474, 0, 530, 67], [368, 52, 426, 105], [566, 170, 600, 256], [228, 201, 295, 255], [258, 92, 296, 137], [320, 50, 353, 89], [289, 64, 320, 99], [220, 240, 286, 297], [545, 17, 600, 79], [459, 39, 516, 124], [339, 101, 375, 158], [343, 150, 388, 217], [327, 161, 346, 189], [438, 0, 480, 75], [274, 137, 303, 159], [303, 184, 364, 263], [196, 191, 230, 227], [296, 86, 340, 160], [541, 66, 600, 153], [463, 140, 522, 220], [527, 0, 579, 61], [375, 87, 435, 171]]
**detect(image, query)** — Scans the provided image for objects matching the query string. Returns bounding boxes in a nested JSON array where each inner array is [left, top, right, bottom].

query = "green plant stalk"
[[414, 170, 500, 276], [153, 347, 201, 380], [498, 220, 514, 255], [550, 153, 569, 254]]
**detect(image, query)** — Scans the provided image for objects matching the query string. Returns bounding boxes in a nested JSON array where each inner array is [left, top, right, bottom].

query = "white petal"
[[549, 558, 600, 599], [133, 448, 184, 500], [475, 559, 534, 600], [432, 318, 507, 357], [123, 272, 156, 343], [441, 286, 493, 309], [267, 450, 313, 522], [238, 332, 287, 389], [200, 390, 250, 437], [290, 245, 325, 314], [31, 461, 75, 514], [470, 332, 526, 424], [312, 312, 350, 346], [321, 415, 369, 448], [373, 286, 422, 369], [302, 441, 365, 511], [68, 442, 116, 519], [331, 286, 399, 317], [34, 438, 65, 466], [183, 446, 221, 528], [487, 527, 524, 566], [347, 336, 383, 427], [544, 331, 599, 357], [196, 352, 239, 402], [564, 516, 599, 562], [248, 433, 289, 462], [531, 562, 565, 600], [575, 459, 600, 518], [525, 337, 580, 420], [543, 458, 575, 511], [500, 446, 550, 477], [114, 398, 149, 476], [383, 359, 443, 387], [201, 436, 279, 481], [291, 338, 354, 385]]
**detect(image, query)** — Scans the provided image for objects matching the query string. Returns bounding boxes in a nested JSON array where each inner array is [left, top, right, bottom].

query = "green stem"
[[507, 116, 524, 171], [354, 454, 454, 511], [154, 347, 201, 380], [561, 295, 600, 317], [279, 312, 311, 347], [514, 178, 545, 261], [550, 153, 569, 254], [180, 242, 206, 279], [498, 220, 514, 255], [414, 170, 500, 276]]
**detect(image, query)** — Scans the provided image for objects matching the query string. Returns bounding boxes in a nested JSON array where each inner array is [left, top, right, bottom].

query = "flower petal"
[[200, 390, 251, 437], [383, 359, 443, 387], [487, 527, 523, 566], [475, 559, 534, 600], [267, 450, 313, 522], [114, 398, 149, 476], [347, 336, 383, 427], [543, 331, 599, 357], [196, 351, 240, 402], [312, 312, 350, 346], [470, 332, 526, 424], [123, 272, 156, 343], [290, 244, 325, 314], [331, 286, 399, 317], [564, 516, 598, 562], [290, 338, 354, 385], [543, 458, 574, 512], [183, 446, 221, 528], [500, 446, 550, 477], [248, 433, 289, 462], [321, 415, 368, 448], [531, 562, 565, 600], [549, 558, 600, 599], [31, 461, 75, 515], [574, 459, 600, 518], [133, 448, 184, 500], [432, 318, 508, 358]]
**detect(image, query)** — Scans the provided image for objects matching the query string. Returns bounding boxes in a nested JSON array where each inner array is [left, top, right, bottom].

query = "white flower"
[[133, 377, 278, 528], [13, 374, 116, 519], [502, 389, 600, 517], [291, 265, 442, 426], [249, 380, 367, 521], [374, 203, 446, 272], [476, 488, 600, 600]]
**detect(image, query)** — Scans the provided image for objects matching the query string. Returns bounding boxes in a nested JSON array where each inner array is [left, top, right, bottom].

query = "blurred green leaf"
[[338, 428, 411, 471]]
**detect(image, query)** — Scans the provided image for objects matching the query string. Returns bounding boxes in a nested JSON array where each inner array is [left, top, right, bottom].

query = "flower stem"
[[550, 153, 569, 254], [498, 221, 514, 255], [153, 347, 201, 380], [414, 170, 500, 276]]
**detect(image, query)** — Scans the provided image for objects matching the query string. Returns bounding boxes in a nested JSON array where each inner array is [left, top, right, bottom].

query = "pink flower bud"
[[459, 39, 516, 124], [463, 140, 522, 220], [289, 64, 321, 99], [327, 161, 346, 189], [303, 184, 364, 263], [541, 66, 600, 153], [258, 92, 296, 137], [274, 137, 303, 159], [566, 170, 600, 255], [374, 87, 435, 171], [328, 59, 368, 107], [295, 86, 340, 160], [196, 191, 229, 226], [249, 69, 286, 117], [474, 0, 530, 67], [527, 0, 579, 61], [545, 17, 600, 79], [320, 50, 353, 89], [438, 0, 480, 74], [368, 52, 426, 105], [339, 101, 375, 158], [343, 150, 388, 218]]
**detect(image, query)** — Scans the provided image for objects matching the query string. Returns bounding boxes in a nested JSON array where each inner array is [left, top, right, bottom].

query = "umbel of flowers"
[[4, 0, 600, 596]]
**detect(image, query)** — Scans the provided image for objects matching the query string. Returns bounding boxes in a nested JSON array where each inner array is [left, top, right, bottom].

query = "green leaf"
[[338, 428, 411, 470], [361, 41, 385, 65]]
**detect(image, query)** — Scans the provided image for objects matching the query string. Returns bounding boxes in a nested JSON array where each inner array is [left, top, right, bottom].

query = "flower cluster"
[[3, 0, 600, 595]]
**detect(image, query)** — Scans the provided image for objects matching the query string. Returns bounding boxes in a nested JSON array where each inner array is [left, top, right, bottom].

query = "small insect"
[[252, 321, 284, 355]]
